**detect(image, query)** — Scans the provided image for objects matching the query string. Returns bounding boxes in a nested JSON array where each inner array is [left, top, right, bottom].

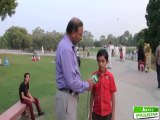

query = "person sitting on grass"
[[89, 49, 117, 120], [19, 72, 44, 120], [4, 58, 9, 65], [0, 58, 2, 65]]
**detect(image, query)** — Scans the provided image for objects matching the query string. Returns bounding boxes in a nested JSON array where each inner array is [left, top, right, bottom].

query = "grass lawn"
[[0, 54, 98, 120]]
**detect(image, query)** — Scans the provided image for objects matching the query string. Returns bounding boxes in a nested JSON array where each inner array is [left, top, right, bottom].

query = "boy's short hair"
[[97, 49, 108, 61], [24, 72, 30, 79]]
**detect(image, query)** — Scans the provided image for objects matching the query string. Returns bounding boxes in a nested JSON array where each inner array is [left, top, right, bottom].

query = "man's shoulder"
[[57, 38, 72, 52]]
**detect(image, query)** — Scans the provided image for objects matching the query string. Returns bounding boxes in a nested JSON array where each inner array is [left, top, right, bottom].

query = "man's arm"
[[61, 49, 92, 92]]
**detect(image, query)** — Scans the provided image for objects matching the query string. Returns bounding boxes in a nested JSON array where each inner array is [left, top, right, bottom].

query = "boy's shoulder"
[[106, 70, 113, 76], [92, 70, 99, 75], [92, 70, 114, 78]]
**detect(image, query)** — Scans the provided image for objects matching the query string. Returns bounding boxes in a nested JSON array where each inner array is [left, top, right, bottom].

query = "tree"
[[99, 35, 106, 46], [119, 31, 133, 46], [0, 0, 18, 21], [106, 34, 117, 45], [32, 28, 63, 51], [4, 26, 31, 50], [0, 36, 8, 48], [79, 30, 94, 47], [32, 27, 45, 49], [94, 41, 101, 47], [133, 29, 147, 47], [145, 0, 160, 52]]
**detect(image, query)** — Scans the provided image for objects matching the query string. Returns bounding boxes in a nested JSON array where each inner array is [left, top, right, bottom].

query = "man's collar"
[[64, 35, 74, 47]]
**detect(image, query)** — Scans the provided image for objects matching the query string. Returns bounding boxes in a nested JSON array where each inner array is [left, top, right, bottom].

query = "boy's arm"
[[27, 90, 35, 102], [89, 91, 94, 120], [21, 92, 31, 101], [111, 93, 116, 120]]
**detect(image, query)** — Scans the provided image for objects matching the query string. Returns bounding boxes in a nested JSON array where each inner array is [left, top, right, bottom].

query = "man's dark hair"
[[66, 17, 83, 34], [97, 49, 108, 61], [24, 72, 30, 79]]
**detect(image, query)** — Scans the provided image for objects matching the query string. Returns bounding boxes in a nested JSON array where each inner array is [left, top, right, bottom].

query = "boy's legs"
[[92, 112, 100, 120], [22, 99, 35, 120], [33, 97, 42, 114], [102, 113, 112, 120], [92, 112, 112, 120]]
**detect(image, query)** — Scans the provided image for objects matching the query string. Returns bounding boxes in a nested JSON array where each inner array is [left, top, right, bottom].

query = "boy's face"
[[25, 74, 30, 82], [97, 56, 108, 71]]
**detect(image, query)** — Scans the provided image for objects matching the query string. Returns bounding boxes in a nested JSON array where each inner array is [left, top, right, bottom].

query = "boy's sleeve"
[[110, 75, 117, 93]]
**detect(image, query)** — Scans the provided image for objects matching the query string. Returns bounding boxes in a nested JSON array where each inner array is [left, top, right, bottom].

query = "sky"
[[0, 0, 149, 39]]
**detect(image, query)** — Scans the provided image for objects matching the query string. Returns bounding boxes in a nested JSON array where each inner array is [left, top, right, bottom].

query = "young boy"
[[89, 49, 117, 120], [19, 72, 44, 120]]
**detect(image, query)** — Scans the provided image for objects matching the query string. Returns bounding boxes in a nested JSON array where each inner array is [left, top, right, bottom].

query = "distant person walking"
[[155, 45, 160, 88], [119, 48, 123, 62], [137, 45, 145, 71], [55, 17, 93, 120], [106, 42, 113, 69], [122, 44, 126, 61]]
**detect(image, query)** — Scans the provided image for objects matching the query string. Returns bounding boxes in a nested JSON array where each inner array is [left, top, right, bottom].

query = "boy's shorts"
[[92, 112, 112, 120]]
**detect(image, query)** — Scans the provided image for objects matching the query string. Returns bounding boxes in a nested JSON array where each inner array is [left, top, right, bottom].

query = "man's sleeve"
[[61, 49, 88, 93]]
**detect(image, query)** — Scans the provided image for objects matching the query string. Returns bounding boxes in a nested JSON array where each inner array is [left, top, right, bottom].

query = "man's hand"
[[87, 78, 93, 91]]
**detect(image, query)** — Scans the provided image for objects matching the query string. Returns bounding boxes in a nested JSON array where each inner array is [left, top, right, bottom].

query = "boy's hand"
[[111, 115, 115, 120], [87, 78, 93, 91], [29, 98, 33, 102], [29, 98, 34, 103], [88, 115, 92, 120]]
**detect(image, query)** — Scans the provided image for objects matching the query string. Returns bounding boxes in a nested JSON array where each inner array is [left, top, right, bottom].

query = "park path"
[[100, 57, 159, 120]]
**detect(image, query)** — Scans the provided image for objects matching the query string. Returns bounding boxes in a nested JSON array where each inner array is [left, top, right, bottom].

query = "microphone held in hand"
[[91, 74, 99, 84]]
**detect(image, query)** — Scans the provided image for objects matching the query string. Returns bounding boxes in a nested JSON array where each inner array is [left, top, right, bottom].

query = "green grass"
[[0, 54, 98, 120]]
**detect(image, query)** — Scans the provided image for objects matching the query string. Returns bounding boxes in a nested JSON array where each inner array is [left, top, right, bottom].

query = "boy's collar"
[[97, 68, 108, 76]]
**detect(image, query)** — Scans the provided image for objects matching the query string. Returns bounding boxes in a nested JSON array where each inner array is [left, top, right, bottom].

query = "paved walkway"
[[107, 58, 159, 120]]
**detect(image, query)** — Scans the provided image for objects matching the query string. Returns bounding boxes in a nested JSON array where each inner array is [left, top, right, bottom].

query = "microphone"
[[91, 74, 98, 84]]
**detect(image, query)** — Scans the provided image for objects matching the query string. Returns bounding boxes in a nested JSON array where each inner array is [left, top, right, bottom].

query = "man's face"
[[71, 26, 83, 44], [97, 56, 108, 72]]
